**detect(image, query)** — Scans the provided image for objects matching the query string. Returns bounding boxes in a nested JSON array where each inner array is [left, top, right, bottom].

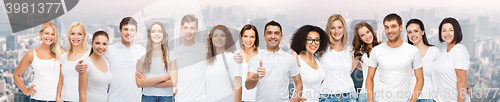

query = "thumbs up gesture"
[[257, 60, 266, 78]]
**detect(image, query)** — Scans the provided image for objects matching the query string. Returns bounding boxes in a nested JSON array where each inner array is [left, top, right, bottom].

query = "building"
[[460, 20, 476, 58], [249, 17, 268, 49], [6, 34, 18, 51]]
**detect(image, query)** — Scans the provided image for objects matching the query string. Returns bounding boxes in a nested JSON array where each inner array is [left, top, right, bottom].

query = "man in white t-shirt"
[[366, 13, 424, 102], [76, 17, 146, 102], [245, 21, 303, 102]]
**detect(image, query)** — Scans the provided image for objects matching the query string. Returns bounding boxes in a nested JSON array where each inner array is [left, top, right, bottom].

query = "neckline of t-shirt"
[[298, 55, 320, 70], [66, 51, 90, 62], [446, 44, 463, 53]]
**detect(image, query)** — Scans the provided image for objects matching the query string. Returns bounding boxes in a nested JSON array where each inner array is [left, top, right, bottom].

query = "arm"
[[245, 72, 259, 90], [78, 71, 88, 102], [234, 76, 242, 102], [410, 68, 424, 102], [56, 64, 64, 102], [170, 60, 178, 93], [290, 74, 303, 102], [456, 69, 468, 102], [366, 66, 377, 102], [13, 50, 35, 96], [135, 60, 170, 88], [351, 56, 358, 73]]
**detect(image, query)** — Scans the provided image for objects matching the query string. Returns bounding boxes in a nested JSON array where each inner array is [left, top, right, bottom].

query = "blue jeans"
[[141, 95, 173, 102], [416, 99, 436, 102], [357, 93, 375, 102], [319, 93, 357, 102], [30, 99, 55, 102]]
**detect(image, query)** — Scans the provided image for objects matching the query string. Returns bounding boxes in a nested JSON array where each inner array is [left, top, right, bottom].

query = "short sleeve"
[[412, 48, 424, 69], [248, 55, 260, 74], [368, 49, 378, 68], [228, 53, 242, 78], [289, 55, 300, 77], [60, 53, 67, 64], [453, 45, 470, 70], [139, 54, 146, 62], [169, 51, 176, 61]]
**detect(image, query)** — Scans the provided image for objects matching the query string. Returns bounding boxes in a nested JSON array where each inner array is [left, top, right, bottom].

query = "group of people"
[[13, 13, 470, 102]]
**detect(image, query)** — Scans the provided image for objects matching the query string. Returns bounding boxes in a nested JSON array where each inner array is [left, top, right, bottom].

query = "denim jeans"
[[416, 99, 436, 102], [319, 93, 357, 102], [30, 99, 55, 102], [141, 95, 173, 102], [357, 93, 375, 102]]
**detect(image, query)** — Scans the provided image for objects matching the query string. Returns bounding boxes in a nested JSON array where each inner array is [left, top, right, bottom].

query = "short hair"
[[406, 19, 433, 46], [290, 25, 329, 57], [383, 13, 403, 26], [119, 17, 137, 30], [264, 20, 282, 33], [239, 24, 259, 49], [438, 17, 463, 44], [181, 14, 198, 28]]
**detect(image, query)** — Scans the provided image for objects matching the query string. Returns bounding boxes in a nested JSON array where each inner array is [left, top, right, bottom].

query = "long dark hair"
[[406, 19, 433, 46], [206, 25, 236, 65], [352, 22, 379, 63], [89, 31, 109, 56]]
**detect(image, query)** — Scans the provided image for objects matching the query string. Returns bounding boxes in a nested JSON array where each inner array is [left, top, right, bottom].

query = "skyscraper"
[[6, 33, 18, 51], [460, 20, 475, 58]]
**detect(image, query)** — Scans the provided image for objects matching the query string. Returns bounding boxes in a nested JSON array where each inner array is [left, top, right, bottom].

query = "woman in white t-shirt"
[[290, 25, 329, 102], [13, 21, 66, 102], [406, 19, 441, 102], [238, 24, 261, 102], [56, 22, 91, 102], [351, 22, 380, 102], [205, 25, 243, 102], [319, 14, 358, 102], [433, 17, 471, 102], [135, 22, 175, 102], [78, 31, 112, 102]]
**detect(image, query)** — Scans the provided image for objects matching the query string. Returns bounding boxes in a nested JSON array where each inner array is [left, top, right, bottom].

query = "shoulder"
[[429, 46, 441, 53], [134, 44, 145, 50], [371, 43, 385, 52], [61, 52, 69, 59], [25, 50, 34, 58], [452, 44, 469, 54]]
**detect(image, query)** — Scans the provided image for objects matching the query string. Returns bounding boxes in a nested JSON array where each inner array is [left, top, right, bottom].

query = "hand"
[[173, 87, 178, 95], [467, 84, 471, 95], [233, 52, 243, 64], [75, 60, 88, 73], [291, 52, 301, 67], [136, 71, 145, 79], [56, 97, 63, 102], [25, 85, 37, 96], [257, 60, 266, 78]]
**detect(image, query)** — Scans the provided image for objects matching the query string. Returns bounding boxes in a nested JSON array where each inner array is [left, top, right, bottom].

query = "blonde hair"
[[66, 22, 89, 53], [39, 21, 62, 61], [325, 14, 348, 49]]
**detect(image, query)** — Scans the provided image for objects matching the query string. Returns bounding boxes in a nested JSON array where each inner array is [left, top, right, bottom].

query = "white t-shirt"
[[59, 51, 90, 101], [359, 53, 380, 94], [138, 52, 174, 96], [171, 43, 208, 101], [104, 43, 146, 102], [298, 55, 324, 102], [30, 50, 60, 101], [206, 52, 242, 102], [241, 49, 263, 101], [319, 45, 356, 94], [248, 48, 300, 101], [368, 42, 423, 102], [410, 46, 440, 99], [433, 44, 470, 102], [81, 57, 112, 102]]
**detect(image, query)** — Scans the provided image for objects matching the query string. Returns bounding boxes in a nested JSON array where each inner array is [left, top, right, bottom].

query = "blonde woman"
[[56, 22, 90, 102], [13, 21, 66, 101]]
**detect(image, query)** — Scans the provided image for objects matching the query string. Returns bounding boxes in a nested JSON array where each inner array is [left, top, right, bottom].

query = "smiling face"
[[69, 26, 85, 47], [330, 20, 344, 41], [264, 25, 282, 49], [407, 23, 424, 44], [40, 27, 56, 45], [91, 35, 109, 56], [241, 29, 256, 49], [358, 26, 374, 45], [441, 23, 454, 44], [384, 20, 403, 42], [150, 24, 164, 44], [212, 29, 227, 49], [305, 31, 320, 54], [181, 22, 198, 41], [119, 24, 137, 44]]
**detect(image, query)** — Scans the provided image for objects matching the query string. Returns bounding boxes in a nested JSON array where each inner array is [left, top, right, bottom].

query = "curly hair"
[[206, 25, 236, 65], [290, 25, 329, 57], [352, 22, 379, 63]]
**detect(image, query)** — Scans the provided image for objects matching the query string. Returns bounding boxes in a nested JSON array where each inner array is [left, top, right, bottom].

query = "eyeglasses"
[[306, 38, 320, 44]]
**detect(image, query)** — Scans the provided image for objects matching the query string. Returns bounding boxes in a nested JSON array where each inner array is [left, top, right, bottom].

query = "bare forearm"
[[152, 80, 173, 88], [457, 79, 467, 102], [245, 74, 258, 90], [137, 75, 169, 87]]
